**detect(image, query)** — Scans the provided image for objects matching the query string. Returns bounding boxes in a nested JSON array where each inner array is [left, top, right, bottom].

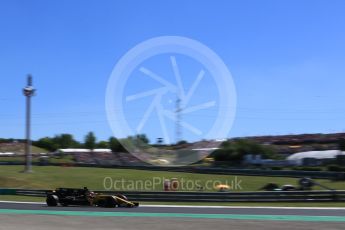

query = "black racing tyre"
[[299, 177, 314, 189], [260, 183, 279, 191], [95, 199, 106, 207], [105, 197, 117, 208], [281, 185, 296, 191], [46, 195, 58, 207]]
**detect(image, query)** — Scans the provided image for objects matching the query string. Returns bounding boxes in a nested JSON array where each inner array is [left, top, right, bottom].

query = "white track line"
[[1, 200, 345, 210], [0, 200, 45, 205]]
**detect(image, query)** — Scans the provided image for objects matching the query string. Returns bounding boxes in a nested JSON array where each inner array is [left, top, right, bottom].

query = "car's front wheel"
[[46, 195, 58, 207]]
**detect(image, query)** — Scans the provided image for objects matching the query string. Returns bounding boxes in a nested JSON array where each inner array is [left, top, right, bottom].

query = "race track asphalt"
[[1, 201, 345, 230], [1, 201, 345, 216]]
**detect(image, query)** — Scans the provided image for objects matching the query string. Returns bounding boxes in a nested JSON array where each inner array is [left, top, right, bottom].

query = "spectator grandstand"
[[57, 149, 146, 166]]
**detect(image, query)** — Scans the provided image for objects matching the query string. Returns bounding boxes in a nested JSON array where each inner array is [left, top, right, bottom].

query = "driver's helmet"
[[88, 191, 95, 198]]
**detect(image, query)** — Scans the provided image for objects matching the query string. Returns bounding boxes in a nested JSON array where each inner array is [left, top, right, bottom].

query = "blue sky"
[[1, 0, 345, 142]]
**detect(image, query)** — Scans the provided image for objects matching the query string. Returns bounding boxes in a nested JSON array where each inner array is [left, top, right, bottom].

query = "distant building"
[[287, 150, 345, 166], [243, 154, 294, 167], [57, 149, 112, 154], [243, 154, 263, 165]]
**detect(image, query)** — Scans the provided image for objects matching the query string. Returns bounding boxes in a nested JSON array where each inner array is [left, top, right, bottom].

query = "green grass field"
[[1, 165, 345, 207], [0, 165, 345, 192]]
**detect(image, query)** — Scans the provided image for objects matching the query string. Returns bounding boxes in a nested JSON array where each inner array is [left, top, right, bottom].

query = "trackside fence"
[[2, 189, 345, 203]]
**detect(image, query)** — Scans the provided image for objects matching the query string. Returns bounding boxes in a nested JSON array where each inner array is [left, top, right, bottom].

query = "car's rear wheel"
[[95, 197, 116, 208], [105, 197, 117, 208]]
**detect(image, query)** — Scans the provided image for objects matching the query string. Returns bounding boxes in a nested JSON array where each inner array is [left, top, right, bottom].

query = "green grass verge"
[[0, 165, 345, 192], [47, 155, 75, 164], [0, 144, 47, 154], [0, 157, 39, 163], [0, 155, 74, 164], [0, 195, 45, 202]]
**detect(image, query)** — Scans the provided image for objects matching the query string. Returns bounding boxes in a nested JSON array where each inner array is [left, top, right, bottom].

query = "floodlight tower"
[[175, 97, 182, 144], [23, 75, 35, 173]]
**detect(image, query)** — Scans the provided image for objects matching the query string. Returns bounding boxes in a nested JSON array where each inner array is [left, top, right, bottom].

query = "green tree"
[[97, 141, 109, 149], [53, 134, 79, 149], [212, 142, 242, 164], [212, 139, 278, 164], [84, 132, 96, 150], [177, 140, 188, 145], [109, 137, 126, 152], [135, 134, 150, 144], [34, 137, 58, 152]]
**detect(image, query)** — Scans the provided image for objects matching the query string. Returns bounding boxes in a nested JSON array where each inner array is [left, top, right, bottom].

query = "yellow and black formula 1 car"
[[46, 187, 139, 208]]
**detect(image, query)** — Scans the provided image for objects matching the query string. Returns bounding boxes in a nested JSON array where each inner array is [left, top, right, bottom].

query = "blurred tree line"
[[32, 132, 150, 153], [210, 139, 280, 165]]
